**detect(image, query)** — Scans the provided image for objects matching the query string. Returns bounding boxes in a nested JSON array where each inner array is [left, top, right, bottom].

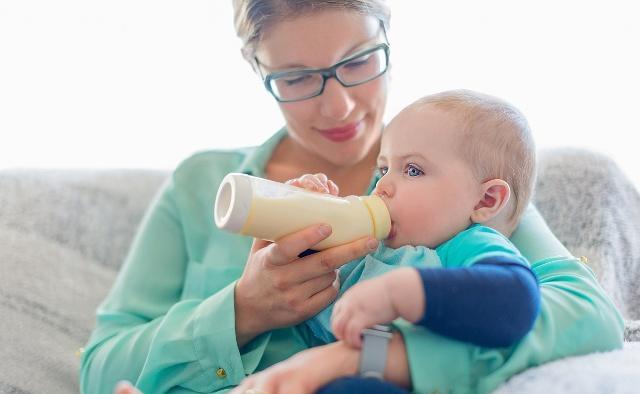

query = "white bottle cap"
[[214, 173, 253, 233]]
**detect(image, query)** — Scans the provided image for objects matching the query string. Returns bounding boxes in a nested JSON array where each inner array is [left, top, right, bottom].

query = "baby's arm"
[[331, 267, 425, 348], [332, 262, 540, 349], [415, 261, 539, 347]]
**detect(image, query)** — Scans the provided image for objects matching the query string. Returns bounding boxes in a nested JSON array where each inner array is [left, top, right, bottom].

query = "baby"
[[290, 89, 540, 347]]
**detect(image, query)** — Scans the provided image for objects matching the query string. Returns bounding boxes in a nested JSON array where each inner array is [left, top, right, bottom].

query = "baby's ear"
[[470, 179, 511, 224]]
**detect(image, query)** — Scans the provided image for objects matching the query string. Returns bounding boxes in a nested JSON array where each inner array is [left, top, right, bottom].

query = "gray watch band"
[[358, 324, 393, 379]]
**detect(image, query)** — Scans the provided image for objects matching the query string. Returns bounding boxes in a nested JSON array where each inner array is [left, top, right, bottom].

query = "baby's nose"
[[374, 180, 394, 198]]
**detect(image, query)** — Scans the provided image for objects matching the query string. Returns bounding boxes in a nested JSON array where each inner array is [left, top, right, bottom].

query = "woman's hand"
[[235, 225, 379, 346], [232, 333, 412, 393], [230, 341, 358, 394]]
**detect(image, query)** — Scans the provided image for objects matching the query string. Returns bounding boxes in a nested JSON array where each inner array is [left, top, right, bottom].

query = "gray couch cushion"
[[0, 170, 167, 394], [0, 169, 167, 270], [0, 225, 116, 393]]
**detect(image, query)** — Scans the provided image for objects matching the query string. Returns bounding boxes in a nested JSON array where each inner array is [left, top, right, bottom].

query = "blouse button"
[[216, 368, 227, 379]]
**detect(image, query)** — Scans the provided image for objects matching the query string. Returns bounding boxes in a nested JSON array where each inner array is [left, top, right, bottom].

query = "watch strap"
[[358, 324, 393, 379]]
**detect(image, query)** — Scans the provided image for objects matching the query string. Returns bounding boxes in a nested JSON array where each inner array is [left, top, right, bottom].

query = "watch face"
[[372, 324, 392, 332], [363, 324, 393, 338]]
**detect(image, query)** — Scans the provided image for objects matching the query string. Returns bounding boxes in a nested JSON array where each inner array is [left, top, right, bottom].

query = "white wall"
[[1, 1, 638, 187]]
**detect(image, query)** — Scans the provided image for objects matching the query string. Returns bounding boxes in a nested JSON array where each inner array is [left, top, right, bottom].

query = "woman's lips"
[[318, 121, 361, 142]]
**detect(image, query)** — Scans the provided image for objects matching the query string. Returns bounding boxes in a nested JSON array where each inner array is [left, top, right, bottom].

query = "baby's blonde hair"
[[414, 89, 536, 231]]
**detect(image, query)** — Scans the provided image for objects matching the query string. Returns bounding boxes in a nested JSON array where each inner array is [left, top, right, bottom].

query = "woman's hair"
[[414, 90, 537, 231], [232, 0, 390, 61]]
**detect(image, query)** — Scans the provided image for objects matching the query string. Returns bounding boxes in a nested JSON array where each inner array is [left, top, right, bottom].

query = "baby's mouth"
[[386, 221, 397, 240]]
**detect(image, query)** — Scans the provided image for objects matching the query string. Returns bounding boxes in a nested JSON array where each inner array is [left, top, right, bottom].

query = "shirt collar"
[[237, 127, 288, 177], [238, 126, 381, 196]]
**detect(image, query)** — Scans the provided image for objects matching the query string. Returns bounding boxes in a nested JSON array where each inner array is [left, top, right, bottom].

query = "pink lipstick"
[[318, 121, 361, 142]]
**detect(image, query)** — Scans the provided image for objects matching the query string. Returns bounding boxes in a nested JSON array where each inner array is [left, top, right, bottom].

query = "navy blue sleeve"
[[414, 256, 540, 347]]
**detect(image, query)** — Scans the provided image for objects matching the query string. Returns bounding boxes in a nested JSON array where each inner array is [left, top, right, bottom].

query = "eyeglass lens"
[[269, 46, 387, 102]]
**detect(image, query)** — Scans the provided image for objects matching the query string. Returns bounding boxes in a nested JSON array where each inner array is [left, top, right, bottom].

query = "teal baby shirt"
[[305, 224, 530, 343]]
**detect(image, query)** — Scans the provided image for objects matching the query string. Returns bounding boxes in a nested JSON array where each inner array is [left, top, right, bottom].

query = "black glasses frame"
[[259, 43, 390, 103]]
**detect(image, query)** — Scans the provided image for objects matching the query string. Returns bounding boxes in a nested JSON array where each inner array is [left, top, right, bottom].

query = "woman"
[[80, 1, 623, 393]]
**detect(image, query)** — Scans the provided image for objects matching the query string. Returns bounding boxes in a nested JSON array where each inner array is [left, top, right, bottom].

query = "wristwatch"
[[358, 324, 393, 379]]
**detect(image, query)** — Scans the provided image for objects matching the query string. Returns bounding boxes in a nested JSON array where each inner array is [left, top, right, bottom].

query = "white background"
[[1, 1, 638, 187]]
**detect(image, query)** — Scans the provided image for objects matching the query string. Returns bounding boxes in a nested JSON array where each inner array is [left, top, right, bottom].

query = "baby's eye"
[[405, 164, 424, 177], [377, 166, 388, 176]]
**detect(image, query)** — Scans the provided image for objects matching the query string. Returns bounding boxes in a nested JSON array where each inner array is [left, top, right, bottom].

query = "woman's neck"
[[265, 135, 380, 197]]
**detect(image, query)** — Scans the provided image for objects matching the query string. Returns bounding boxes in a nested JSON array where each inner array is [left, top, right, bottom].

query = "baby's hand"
[[331, 275, 398, 348], [286, 173, 339, 196]]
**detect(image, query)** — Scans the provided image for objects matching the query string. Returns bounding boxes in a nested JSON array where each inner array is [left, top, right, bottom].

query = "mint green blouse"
[[80, 128, 624, 394]]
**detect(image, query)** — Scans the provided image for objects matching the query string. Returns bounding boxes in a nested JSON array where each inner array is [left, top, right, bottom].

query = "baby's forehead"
[[381, 119, 465, 160], [411, 101, 465, 122], [385, 104, 466, 143]]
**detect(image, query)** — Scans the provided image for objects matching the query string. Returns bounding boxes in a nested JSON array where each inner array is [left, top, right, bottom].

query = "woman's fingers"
[[304, 281, 341, 319], [312, 235, 377, 269], [239, 224, 377, 330], [250, 238, 273, 254], [238, 225, 375, 333], [297, 271, 338, 297], [276, 235, 376, 285], [290, 235, 379, 283], [268, 224, 332, 266], [272, 272, 338, 320]]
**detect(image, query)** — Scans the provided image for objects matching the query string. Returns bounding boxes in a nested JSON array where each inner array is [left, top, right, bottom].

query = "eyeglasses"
[[258, 43, 390, 103]]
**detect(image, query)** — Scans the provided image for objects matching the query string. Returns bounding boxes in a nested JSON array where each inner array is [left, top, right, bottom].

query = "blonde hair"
[[232, 0, 390, 61], [415, 89, 536, 230]]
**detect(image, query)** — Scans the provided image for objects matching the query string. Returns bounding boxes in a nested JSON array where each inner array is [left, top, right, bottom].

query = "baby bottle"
[[214, 173, 390, 250]]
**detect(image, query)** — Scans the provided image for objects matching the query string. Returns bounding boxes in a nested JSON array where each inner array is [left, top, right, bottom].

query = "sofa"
[[1, 148, 639, 394]]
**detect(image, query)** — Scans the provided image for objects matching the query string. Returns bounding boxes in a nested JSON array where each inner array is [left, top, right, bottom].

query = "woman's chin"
[[321, 148, 369, 167], [322, 133, 379, 165]]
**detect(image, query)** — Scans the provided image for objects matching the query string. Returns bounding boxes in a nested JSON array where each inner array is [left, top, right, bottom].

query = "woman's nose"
[[319, 78, 355, 121]]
